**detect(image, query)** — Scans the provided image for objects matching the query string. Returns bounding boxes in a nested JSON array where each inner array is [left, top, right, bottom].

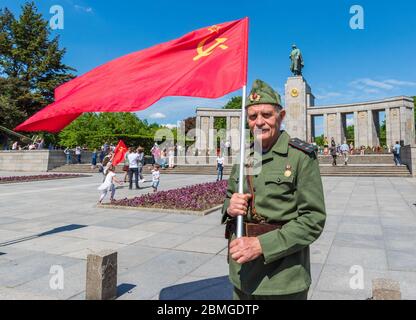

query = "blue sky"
[[2, 0, 416, 134]]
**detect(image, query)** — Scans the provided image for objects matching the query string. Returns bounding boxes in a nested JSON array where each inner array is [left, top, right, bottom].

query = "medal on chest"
[[284, 164, 292, 177]]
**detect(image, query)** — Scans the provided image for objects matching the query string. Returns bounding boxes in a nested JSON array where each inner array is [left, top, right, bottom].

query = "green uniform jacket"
[[221, 131, 326, 295]]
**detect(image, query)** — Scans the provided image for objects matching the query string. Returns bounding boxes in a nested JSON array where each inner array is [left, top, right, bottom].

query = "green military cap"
[[246, 79, 282, 108]]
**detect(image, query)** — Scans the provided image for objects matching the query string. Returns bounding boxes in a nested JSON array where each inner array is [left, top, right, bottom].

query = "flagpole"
[[236, 85, 247, 238]]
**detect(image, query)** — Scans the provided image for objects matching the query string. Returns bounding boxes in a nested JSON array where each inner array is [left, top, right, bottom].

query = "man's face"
[[247, 104, 285, 149]]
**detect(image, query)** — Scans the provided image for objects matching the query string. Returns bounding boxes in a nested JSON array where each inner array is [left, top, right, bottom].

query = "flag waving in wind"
[[111, 140, 128, 166], [15, 17, 248, 132]]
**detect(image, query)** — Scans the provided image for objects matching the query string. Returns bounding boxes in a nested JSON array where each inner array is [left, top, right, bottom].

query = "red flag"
[[112, 140, 128, 166], [15, 17, 248, 132]]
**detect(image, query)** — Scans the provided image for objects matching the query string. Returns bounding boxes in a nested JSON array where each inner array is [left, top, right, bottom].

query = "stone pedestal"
[[284, 76, 314, 141], [86, 250, 118, 300]]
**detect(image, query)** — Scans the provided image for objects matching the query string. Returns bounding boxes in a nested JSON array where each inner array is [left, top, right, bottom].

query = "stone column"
[[208, 116, 215, 158], [354, 111, 359, 148], [336, 112, 342, 144], [410, 107, 415, 146], [200, 116, 209, 155], [400, 106, 407, 145], [86, 250, 117, 300], [195, 116, 201, 151], [307, 114, 312, 143], [327, 113, 337, 142], [323, 113, 328, 140], [284, 76, 312, 141], [357, 111, 369, 147], [367, 110, 373, 147], [390, 108, 401, 146]]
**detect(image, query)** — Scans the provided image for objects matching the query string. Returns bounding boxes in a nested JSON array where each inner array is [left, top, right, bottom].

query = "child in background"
[[98, 165, 123, 204], [151, 164, 160, 193]]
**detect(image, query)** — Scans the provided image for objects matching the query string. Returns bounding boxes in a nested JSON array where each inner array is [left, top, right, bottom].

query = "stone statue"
[[289, 44, 304, 76]]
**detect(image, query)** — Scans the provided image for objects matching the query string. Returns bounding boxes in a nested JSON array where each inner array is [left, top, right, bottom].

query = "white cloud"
[[350, 78, 393, 90], [384, 79, 416, 87], [350, 78, 416, 91], [314, 92, 342, 100], [74, 5, 93, 13], [161, 123, 177, 129], [149, 112, 166, 119], [346, 117, 354, 126]]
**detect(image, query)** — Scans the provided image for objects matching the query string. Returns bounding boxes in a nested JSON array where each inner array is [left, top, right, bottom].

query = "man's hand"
[[229, 237, 262, 264], [227, 193, 252, 218]]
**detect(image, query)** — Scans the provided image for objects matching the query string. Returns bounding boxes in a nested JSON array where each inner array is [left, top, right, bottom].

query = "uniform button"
[[253, 187, 256, 192], [277, 178, 281, 183], [255, 175, 258, 178]]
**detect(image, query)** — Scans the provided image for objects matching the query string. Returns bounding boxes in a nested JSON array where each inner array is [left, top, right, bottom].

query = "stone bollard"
[[86, 250, 118, 300], [371, 278, 401, 300]]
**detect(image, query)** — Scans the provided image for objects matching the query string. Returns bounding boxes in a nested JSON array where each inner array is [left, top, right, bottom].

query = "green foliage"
[[314, 134, 324, 146], [345, 125, 354, 145], [214, 96, 243, 131], [59, 113, 165, 149], [379, 119, 386, 147], [0, 2, 75, 130]]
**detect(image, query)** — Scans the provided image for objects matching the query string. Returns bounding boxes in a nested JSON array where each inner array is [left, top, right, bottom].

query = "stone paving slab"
[[0, 172, 416, 299]]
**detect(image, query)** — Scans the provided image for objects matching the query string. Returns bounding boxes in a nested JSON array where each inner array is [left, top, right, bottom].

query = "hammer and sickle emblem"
[[193, 37, 228, 61]]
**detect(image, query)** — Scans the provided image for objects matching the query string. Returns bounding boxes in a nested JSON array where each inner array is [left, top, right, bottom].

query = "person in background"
[[216, 152, 225, 181], [128, 147, 140, 189], [12, 141, 18, 150], [75, 146, 82, 164], [340, 140, 350, 165], [137, 146, 146, 183], [151, 143, 161, 165], [64, 147, 71, 165], [168, 147, 175, 168], [160, 148, 167, 169], [330, 137, 337, 166], [122, 148, 130, 183], [97, 165, 123, 204], [393, 141, 401, 166], [151, 164, 160, 192], [91, 149, 97, 169]]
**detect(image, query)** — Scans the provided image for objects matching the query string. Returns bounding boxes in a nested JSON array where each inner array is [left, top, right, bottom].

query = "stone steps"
[[49, 163, 411, 177]]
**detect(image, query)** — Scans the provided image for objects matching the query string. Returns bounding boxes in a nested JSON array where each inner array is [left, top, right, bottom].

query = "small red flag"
[[112, 140, 128, 166], [15, 17, 248, 132]]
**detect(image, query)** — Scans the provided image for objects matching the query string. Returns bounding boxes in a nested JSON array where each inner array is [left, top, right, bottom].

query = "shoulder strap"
[[289, 138, 315, 154]]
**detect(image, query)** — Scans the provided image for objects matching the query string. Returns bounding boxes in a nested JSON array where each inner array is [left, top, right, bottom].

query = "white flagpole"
[[236, 85, 247, 238]]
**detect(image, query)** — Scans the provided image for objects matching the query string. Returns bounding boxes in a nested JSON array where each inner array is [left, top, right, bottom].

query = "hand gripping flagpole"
[[236, 85, 247, 238]]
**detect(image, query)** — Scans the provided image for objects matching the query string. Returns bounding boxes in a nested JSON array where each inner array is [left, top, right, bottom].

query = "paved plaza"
[[0, 171, 416, 300]]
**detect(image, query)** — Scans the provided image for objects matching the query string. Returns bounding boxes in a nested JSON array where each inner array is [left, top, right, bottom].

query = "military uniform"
[[222, 79, 326, 299]]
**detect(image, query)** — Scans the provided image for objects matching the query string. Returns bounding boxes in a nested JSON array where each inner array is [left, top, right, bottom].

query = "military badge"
[[284, 164, 292, 177], [249, 92, 261, 102]]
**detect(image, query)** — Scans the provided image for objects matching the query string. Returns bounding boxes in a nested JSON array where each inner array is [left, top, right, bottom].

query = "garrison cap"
[[246, 79, 282, 108]]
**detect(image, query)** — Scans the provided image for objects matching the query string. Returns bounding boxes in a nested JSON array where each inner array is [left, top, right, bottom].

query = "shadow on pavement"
[[117, 283, 137, 298], [0, 224, 87, 247], [159, 276, 233, 300]]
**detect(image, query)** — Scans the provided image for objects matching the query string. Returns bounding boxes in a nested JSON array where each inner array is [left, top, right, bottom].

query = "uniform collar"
[[261, 131, 290, 161]]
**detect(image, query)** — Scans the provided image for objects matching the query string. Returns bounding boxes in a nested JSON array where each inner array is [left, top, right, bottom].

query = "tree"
[[314, 134, 324, 146], [0, 2, 75, 130], [58, 113, 163, 148], [345, 125, 354, 145]]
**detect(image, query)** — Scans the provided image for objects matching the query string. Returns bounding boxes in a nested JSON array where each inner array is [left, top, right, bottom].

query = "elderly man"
[[222, 79, 326, 300]]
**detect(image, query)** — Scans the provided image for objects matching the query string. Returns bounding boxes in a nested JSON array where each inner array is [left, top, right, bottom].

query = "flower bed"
[[110, 180, 228, 211], [0, 173, 90, 184]]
